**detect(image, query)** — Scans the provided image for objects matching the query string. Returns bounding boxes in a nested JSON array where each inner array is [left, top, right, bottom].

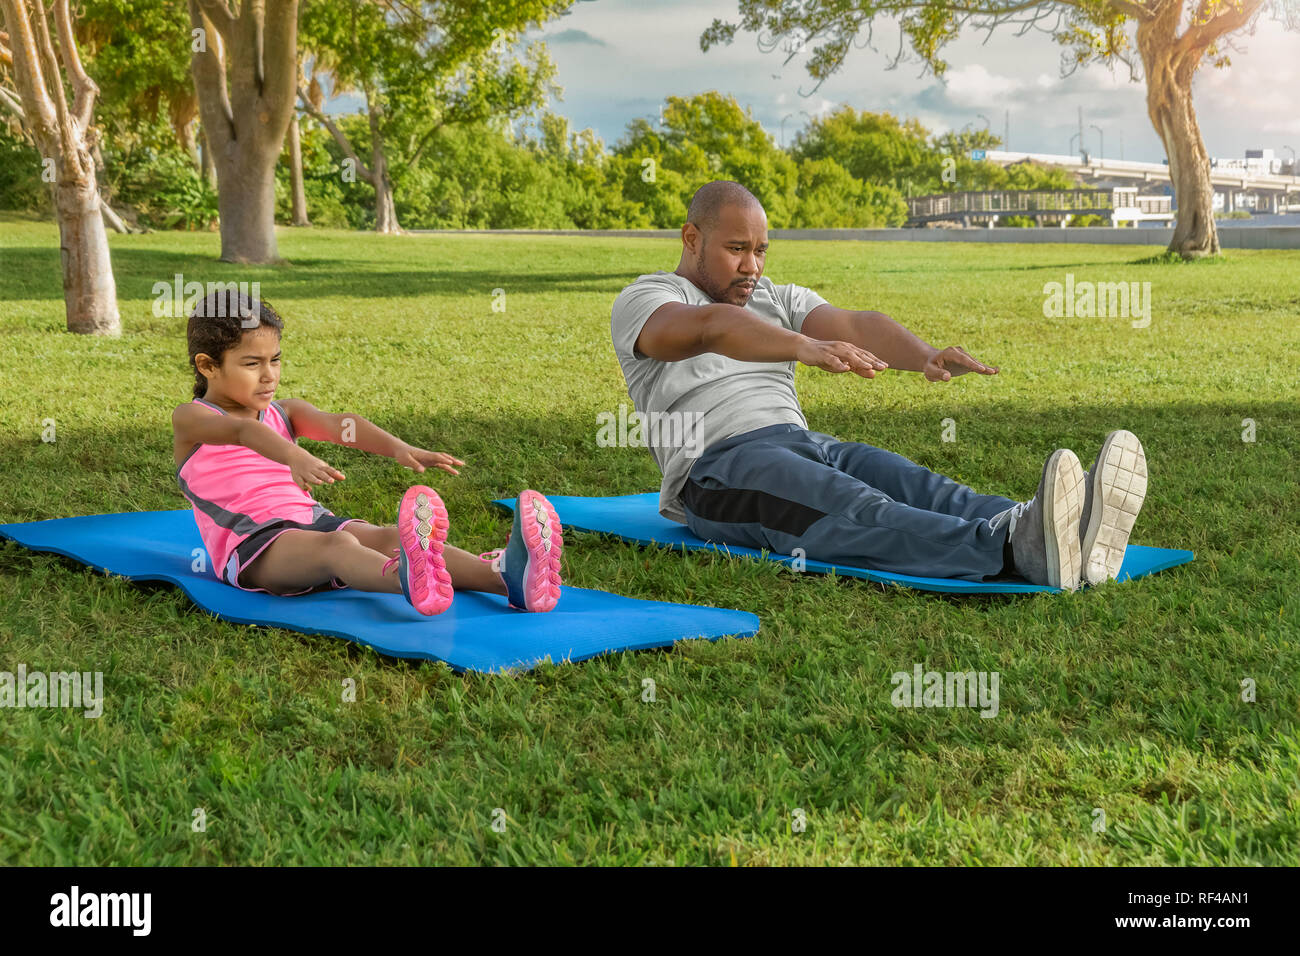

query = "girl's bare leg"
[[343, 522, 507, 595], [241, 528, 402, 595]]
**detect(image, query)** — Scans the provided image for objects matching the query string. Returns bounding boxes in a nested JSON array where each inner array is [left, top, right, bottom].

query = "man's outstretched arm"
[[801, 304, 1000, 381], [635, 300, 890, 377]]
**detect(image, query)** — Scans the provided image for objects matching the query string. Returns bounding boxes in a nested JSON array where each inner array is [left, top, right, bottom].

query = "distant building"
[[1214, 148, 1284, 175]]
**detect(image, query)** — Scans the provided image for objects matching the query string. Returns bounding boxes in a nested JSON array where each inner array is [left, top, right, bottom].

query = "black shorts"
[[224, 514, 361, 595]]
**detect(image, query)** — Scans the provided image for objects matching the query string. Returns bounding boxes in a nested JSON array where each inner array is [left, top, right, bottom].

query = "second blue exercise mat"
[[0, 510, 760, 673], [491, 492, 1194, 594]]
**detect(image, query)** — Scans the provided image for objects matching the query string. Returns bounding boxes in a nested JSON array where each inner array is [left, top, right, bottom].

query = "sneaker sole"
[[1042, 449, 1086, 591], [516, 490, 563, 612], [398, 486, 453, 615], [1082, 430, 1148, 586]]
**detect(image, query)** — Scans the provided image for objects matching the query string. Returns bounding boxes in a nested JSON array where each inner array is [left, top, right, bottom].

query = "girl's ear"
[[194, 352, 219, 380]]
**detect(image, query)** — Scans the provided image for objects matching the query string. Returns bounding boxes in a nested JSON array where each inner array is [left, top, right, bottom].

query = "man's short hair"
[[686, 181, 763, 238]]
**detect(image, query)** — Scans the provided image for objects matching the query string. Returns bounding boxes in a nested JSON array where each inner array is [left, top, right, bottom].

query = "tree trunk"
[[199, 125, 216, 187], [188, 0, 299, 263], [100, 198, 130, 234], [367, 91, 401, 234], [288, 112, 310, 226], [372, 153, 400, 234], [1137, 9, 1219, 258], [214, 146, 281, 263], [0, 0, 120, 334], [56, 175, 120, 333]]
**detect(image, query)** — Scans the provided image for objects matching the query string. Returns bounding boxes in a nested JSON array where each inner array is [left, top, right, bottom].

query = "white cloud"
[[941, 64, 1023, 106], [533, 0, 1299, 163]]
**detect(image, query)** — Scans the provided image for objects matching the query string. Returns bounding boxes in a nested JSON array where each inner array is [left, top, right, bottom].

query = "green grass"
[[1, 213, 1298, 865]]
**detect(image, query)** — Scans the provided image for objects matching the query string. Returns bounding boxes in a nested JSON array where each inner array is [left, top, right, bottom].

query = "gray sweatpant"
[[680, 424, 1018, 582]]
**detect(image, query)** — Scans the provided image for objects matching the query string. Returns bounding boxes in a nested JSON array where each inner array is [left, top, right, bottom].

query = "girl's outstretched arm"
[[173, 403, 344, 491], [277, 399, 464, 476]]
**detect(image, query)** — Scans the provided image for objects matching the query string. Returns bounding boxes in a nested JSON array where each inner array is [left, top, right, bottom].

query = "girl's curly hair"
[[186, 289, 284, 399]]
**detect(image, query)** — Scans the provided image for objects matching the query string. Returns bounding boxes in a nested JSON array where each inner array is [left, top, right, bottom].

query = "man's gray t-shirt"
[[610, 270, 829, 523]]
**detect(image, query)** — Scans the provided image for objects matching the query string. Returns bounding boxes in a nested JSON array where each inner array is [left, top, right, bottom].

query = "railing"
[[906, 189, 1172, 220]]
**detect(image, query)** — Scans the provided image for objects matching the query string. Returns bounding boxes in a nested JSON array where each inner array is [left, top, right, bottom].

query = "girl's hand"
[[290, 447, 345, 491], [396, 444, 465, 476]]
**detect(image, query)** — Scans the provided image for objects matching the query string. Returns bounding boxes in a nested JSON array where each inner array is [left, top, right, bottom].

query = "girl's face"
[[200, 327, 282, 409]]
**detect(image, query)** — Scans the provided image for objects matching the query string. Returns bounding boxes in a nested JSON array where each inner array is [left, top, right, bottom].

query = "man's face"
[[690, 203, 768, 306]]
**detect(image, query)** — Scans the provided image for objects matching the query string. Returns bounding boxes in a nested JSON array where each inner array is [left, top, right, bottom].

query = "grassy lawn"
[[1, 212, 1297, 865]]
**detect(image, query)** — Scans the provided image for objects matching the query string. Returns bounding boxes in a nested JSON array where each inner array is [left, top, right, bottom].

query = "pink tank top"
[[176, 398, 331, 581]]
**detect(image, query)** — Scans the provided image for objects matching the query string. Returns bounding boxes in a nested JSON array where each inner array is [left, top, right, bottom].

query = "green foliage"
[[0, 123, 49, 214], [276, 121, 365, 230], [792, 108, 934, 192], [93, 117, 216, 230], [76, 0, 195, 136], [298, 0, 568, 226], [791, 157, 908, 227], [612, 92, 798, 226]]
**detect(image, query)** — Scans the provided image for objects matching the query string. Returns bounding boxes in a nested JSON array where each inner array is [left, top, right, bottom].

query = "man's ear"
[[681, 222, 700, 255]]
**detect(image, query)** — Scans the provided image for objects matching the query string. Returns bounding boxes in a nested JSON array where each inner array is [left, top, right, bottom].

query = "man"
[[609, 180, 1148, 590]]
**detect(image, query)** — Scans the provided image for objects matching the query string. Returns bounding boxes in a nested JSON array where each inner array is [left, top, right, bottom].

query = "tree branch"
[[52, 0, 97, 132], [0, 82, 25, 120], [28, 0, 82, 176], [0, 0, 57, 140], [1179, 0, 1266, 55], [194, 0, 234, 45], [297, 85, 374, 183], [187, 0, 235, 150], [261, 0, 300, 120]]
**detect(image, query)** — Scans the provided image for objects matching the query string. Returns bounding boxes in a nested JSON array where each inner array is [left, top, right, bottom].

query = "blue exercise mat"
[[0, 510, 760, 673], [491, 492, 1194, 595]]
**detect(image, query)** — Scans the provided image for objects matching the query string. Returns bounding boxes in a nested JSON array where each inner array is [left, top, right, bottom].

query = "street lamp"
[[1069, 132, 1081, 160], [781, 113, 793, 149], [1285, 146, 1296, 212], [1090, 125, 1104, 167]]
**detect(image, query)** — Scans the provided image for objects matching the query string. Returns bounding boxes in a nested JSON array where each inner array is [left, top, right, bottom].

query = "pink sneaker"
[[480, 490, 563, 611], [390, 486, 453, 615]]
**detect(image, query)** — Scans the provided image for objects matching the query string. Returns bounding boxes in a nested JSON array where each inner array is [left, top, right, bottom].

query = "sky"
[[523, 0, 1300, 165]]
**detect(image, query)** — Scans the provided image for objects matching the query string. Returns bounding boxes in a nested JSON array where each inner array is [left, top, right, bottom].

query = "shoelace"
[[989, 498, 1032, 535]]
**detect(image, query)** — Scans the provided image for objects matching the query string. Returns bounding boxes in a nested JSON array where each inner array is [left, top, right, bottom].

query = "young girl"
[[173, 288, 562, 616]]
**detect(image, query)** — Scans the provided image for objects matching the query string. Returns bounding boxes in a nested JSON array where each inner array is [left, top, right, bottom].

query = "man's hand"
[[922, 346, 999, 382], [396, 444, 465, 476], [289, 446, 345, 492], [796, 338, 889, 378]]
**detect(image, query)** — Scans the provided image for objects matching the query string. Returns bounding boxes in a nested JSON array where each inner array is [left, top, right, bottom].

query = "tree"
[[188, 0, 299, 263], [612, 92, 799, 227], [75, 1, 198, 169], [0, 0, 120, 334], [297, 0, 567, 234], [703, 1, 1298, 259], [791, 156, 908, 226]]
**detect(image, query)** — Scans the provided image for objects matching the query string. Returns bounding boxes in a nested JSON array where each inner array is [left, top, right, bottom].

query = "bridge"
[[984, 150, 1300, 214], [905, 187, 1173, 228]]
